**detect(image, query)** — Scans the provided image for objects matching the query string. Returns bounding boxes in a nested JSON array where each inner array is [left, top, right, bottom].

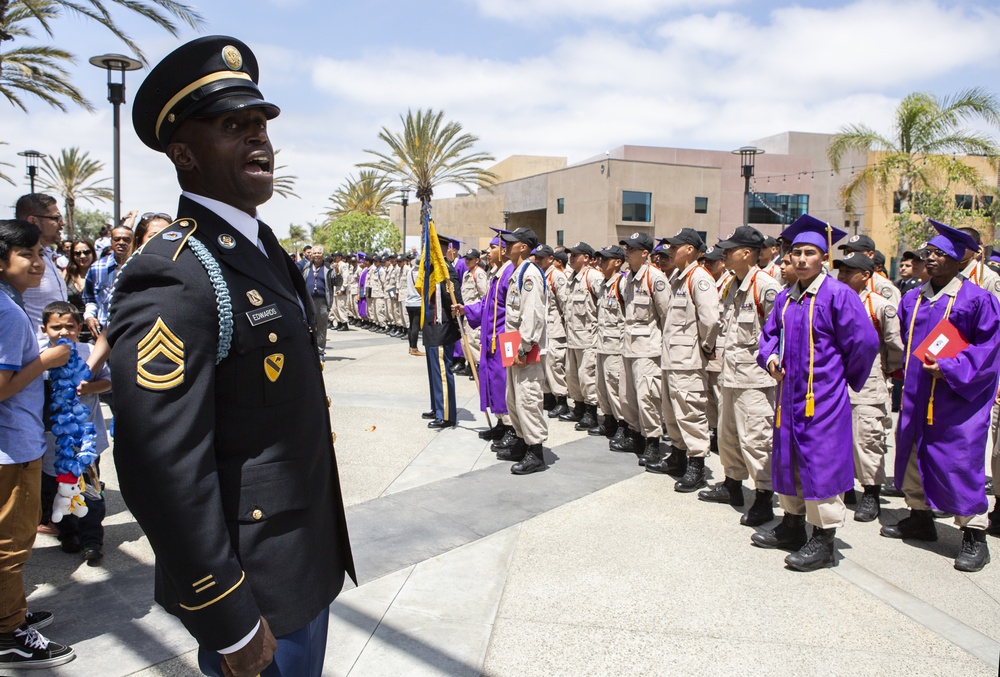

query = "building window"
[[557, 230, 564, 246], [694, 197, 708, 214], [748, 193, 809, 225], [956, 194, 974, 210], [893, 191, 902, 214], [557, 198, 565, 214], [977, 195, 994, 210], [622, 191, 651, 222]]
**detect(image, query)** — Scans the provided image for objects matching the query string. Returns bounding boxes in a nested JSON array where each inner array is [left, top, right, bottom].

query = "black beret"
[[132, 35, 280, 151]]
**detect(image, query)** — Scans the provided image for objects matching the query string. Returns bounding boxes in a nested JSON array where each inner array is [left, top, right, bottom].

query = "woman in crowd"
[[64, 239, 96, 342]]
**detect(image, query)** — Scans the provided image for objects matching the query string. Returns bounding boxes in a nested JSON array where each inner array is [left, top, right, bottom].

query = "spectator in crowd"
[[133, 212, 173, 250], [93, 226, 111, 258], [82, 226, 134, 339], [14, 194, 68, 337], [63, 239, 96, 343]]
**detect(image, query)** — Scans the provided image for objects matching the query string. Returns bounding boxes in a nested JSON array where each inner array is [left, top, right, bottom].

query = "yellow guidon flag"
[[414, 216, 449, 329]]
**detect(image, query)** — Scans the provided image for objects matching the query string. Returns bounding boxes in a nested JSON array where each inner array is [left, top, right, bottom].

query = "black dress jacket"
[[107, 196, 356, 650], [422, 261, 463, 347]]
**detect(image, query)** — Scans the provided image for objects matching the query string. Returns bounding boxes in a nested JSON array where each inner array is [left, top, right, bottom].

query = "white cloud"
[[468, 0, 738, 22]]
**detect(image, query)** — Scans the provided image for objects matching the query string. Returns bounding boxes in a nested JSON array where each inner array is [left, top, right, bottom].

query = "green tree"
[[358, 108, 498, 226], [326, 170, 395, 219], [0, 140, 14, 184], [1, 0, 204, 111], [73, 207, 112, 241], [312, 213, 401, 254], [38, 146, 114, 239], [828, 88, 1000, 262], [272, 149, 298, 199], [278, 223, 308, 253]]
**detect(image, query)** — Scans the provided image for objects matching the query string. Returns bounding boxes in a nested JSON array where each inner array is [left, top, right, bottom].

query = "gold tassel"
[[492, 336, 496, 353], [776, 405, 782, 428], [805, 393, 815, 417], [927, 378, 937, 425]]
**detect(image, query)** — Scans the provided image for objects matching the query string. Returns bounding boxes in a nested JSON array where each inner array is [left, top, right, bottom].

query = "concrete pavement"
[[18, 327, 1000, 676]]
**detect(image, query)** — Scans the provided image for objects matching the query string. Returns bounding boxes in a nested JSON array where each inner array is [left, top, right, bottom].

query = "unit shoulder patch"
[[764, 289, 777, 302], [654, 279, 666, 292], [881, 287, 892, 298], [136, 316, 185, 391], [884, 306, 897, 319], [697, 279, 711, 292], [524, 278, 535, 292], [994, 280, 1000, 292]]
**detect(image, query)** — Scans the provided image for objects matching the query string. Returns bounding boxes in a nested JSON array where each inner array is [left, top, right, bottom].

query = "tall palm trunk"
[[64, 195, 76, 240], [894, 175, 912, 268]]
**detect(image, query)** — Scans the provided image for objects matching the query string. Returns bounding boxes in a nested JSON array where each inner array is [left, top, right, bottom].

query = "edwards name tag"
[[247, 304, 282, 326]]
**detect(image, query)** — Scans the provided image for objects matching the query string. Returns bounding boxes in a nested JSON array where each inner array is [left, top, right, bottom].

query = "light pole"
[[732, 146, 764, 226], [502, 210, 510, 228], [400, 187, 410, 253], [17, 150, 45, 193], [89, 53, 142, 228]]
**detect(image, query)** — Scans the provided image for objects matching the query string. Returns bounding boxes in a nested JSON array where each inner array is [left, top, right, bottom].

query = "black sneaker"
[[24, 610, 52, 630], [0, 624, 75, 669]]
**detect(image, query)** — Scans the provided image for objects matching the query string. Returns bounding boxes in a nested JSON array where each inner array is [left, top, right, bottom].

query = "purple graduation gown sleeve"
[[462, 265, 513, 415], [895, 282, 1000, 516]]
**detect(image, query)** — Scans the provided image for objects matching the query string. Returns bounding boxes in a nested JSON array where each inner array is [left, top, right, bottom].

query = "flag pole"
[[446, 279, 492, 430]]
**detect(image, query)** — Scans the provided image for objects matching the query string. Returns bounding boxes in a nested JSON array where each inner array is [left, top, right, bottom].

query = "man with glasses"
[[83, 226, 134, 339], [14, 194, 68, 336]]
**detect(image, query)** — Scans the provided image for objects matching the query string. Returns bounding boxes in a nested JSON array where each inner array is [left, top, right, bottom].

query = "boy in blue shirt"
[[38, 301, 111, 565], [0, 219, 75, 669]]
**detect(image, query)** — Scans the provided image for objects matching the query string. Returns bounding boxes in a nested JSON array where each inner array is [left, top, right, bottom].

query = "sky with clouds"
[[3, 0, 1000, 237]]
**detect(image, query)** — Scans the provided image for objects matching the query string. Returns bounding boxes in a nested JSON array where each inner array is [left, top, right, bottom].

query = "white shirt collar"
[[182, 191, 260, 246]]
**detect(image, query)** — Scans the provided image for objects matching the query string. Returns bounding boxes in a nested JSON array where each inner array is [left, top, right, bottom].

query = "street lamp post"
[[17, 150, 45, 193], [732, 146, 765, 226], [89, 53, 142, 228], [502, 210, 510, 228], [400, 187, 410, 253]]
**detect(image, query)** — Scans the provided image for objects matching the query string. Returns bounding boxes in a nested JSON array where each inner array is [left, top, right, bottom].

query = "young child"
[[0, 219, 76, 668], [38, 301, 111, 565]]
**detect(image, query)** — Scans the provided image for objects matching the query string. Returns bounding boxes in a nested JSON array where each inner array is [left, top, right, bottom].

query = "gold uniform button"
[[268, 332, 278, 343], [252, 509, 263, 521], [326, 397, 332, 408]]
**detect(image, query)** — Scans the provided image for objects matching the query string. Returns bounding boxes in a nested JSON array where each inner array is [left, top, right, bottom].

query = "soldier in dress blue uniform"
[[107, 36, 355, 677], [421, 235, 464, 429]]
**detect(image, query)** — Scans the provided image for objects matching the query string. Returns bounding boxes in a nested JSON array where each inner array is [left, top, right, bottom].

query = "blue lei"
[[48, 339, 99, 477]]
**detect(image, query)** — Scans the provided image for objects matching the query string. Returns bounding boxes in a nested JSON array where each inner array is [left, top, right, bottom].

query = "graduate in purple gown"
[[357, 255, 369, 319], [881, 220, 1000, 573], [451, 253, 470, 370], [754, 215, 879, 572], [459, 229, 514, 442]]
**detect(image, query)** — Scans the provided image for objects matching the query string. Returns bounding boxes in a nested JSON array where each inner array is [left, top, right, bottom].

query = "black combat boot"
[[751, 512, 808, 551], [988, 498, 1000, 536], [603, 417, 619, 439], [880, 509, 937, 541], [548, 396, 570, 418], [854, 485, 881, 523], [638, 437, 661, 467], [709, 428, 718, 453], [608, 421, 630, 450], [613, 429, 643, 455], [785, 526, 837, 571], [497, 437, 527, 462], [543, 393, 556, 411], [479, 421, 508, 441], [575, 404, 598, 431], [844, 489, 857, 505], [674, 456, 707, 493], [491, 427, 520, 452], [645, 446, 687, 476], [588, 415, 610, 437], [698, 477, 744, 506], [559, 401, 585, 423], [740, 489, 775, 526], [954, 528, 991, 572], [511, 444, 546, 475]]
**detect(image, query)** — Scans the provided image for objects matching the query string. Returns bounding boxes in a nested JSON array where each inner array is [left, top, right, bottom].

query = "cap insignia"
[[222, 45, 243, 71], [849, 235, 860, 242]]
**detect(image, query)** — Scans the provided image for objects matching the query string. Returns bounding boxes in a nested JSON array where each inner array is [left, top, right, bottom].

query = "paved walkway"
[[19, 329, 1000, 676]]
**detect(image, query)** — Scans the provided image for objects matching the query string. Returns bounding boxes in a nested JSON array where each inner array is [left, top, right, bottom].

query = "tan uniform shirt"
[[369, 265, 386, 299], [850, 289, 904, 405], [347, 264, 359, 295], [462, 265, 488, 305], [595, 273, 626, 355], [565, 266, 604, 349], [545, 267, 570, 341], [708, 271, 734, 375], [962, 258, 1000, 303], [506, 261, 547, 351], [868, 272, 901, 307], [718, 267, 780, 389], [622, 262, 670, 359], [662, 261, 721, 371]]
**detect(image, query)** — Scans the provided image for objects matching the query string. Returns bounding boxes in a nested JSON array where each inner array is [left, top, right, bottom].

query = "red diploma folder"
[[912, 317, 969, 365], [498, 330, 540, 367]]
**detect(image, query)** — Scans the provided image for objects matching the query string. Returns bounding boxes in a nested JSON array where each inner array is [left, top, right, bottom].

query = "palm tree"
[[0, 141, 15, 185], [0, 1, 89, 111], [828, 88, 1000, 260], [326, 170, 396, 219], [38, 147, 114, 239], [358, 108, 498, 225], [271, 148, 299, 199], [1, 0, 204, 112]]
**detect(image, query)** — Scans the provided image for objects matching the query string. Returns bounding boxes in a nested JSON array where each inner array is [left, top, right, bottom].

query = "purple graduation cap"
[[780, 214, 847, 253], [926, 219, 979, 260], [489, 226, 512, 247]]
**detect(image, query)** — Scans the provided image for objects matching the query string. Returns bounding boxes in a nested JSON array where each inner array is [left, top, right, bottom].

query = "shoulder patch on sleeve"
[[524, 278, 534, 292], [556, 276, 566, 287], [654, 279, 666, 292], [881, 287, 892, 298], [764, 288, 777, 302], [136, 316, 185, 391], [884, 306, 897, 319], [697, 279, 711, 292], [994, 280, 1000, 292]]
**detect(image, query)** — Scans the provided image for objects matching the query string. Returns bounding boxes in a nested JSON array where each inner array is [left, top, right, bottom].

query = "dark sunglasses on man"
[[141, 212, 174, 222]]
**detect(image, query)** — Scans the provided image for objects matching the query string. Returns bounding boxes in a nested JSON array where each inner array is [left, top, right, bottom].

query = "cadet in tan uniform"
[[646, 228, 721, 493], [759, 236, 781, 280], [591, 245, 626, 439], [347, 255, 361, 324], [561, 242, 604, 430], [369, 256, 388, 331], [701, 245, 729, 453], [532, 245, 571, 417], [329, 252, 351, 331], [958, 227, 1000, 303], [500, 228, 548, 475], [697, 227, 781, 525], [615, 232, 670, 464], [834, 252, 904, 522], [838, 234, 901, 307], [383, 254, 401, 337], [461, 249, 488, 360]]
